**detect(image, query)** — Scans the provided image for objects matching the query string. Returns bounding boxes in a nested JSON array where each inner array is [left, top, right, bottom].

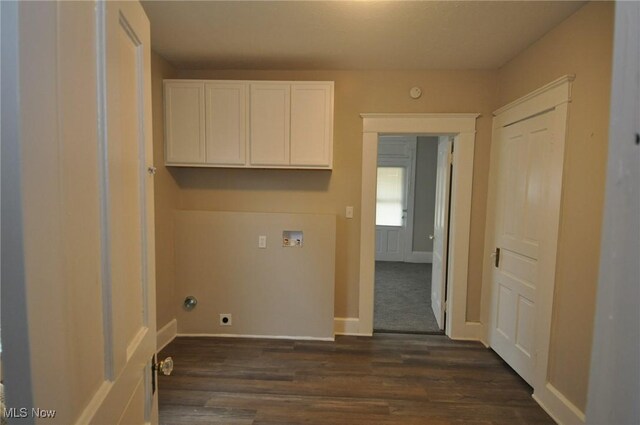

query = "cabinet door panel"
[[205, 82, 247, 165], [250, 83, 290, 165], [164, 82, 205, 164], [290, 83, 333, 167]]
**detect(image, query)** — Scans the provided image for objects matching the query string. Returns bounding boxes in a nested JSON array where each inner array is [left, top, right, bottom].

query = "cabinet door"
[[164, 81, 205, 164], [290, 83, 333, 168], [205, 82, 247, 165], [250, 83, 290, 165]]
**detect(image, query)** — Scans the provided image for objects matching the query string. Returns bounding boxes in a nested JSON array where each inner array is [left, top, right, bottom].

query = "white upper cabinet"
[[249, 83, 291, 166], [164, 79, 334, 169], [205, 82, 247, 165], [164, 81, 206, 164], [290, 83, 333, 167]]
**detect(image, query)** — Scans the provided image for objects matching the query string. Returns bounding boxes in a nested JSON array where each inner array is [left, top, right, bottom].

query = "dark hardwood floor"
[[158, 334, 554, 424]]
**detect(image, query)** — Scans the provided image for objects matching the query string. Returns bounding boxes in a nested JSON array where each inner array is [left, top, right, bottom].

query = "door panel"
[[92, 1, 157, 423], [109, 11, 145, 372], [489, 111, 552, 386], [290, 83, 332, 167], [119, 378, 146, 425], [164, 82, 205, 164], [430, 137, 452, 330], [250, 83, 290, 165], [205, 82, 247, 165]]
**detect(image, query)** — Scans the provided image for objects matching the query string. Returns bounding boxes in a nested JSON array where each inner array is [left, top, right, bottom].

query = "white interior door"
[[430, 137, 453, 330], [92, 1, 158, 423], [375, 137, 416, 262], [488, 111, 553, 386], [2, 1, 157, 423]]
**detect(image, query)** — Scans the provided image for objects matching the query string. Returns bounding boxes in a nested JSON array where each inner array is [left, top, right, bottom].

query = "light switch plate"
[[346, 206, 354, 219], [258, 235, 267, 248]]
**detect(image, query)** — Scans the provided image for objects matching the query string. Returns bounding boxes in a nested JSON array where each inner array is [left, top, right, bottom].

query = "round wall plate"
[[410, 86, 422, 99]]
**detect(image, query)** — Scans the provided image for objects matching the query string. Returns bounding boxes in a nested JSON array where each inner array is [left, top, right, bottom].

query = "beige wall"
[[174, 211, 336, 338], [171, 68, 497, 321], [412, 137, 438, 253], [496, 1, 614, 411], [152, 51, 179, 331]]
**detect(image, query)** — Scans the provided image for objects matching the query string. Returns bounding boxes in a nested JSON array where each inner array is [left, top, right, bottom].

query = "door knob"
[[147, 166, 157, 175], [155, 356, 174, 376], [429, 235, 434, 240]]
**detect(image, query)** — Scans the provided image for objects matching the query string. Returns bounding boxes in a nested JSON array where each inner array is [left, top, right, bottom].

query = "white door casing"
[[587, 3, 640, 424], [430, 137, 453, 330], [359, 114, 479, 339], [482, 76, 573, 422], [375, 136, 417, 262]]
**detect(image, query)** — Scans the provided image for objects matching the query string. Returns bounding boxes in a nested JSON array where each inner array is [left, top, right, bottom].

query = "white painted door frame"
[[587, 3, 640, 423], [375, 135, 417, 262], [359, 113, 480, 340], [480, 76, 576, 424]]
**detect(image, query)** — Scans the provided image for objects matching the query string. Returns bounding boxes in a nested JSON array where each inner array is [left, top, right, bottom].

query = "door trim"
[[359, 113, 480, 339], [481, 75, 576, 423]]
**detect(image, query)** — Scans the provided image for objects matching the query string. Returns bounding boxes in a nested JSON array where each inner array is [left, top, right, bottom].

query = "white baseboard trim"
[[448, 321, 485, 343], [404, 251, 433, 263], [533, 382, 586, 425], [177, 333, 334, 342], [334, 317, 368, 336], [156, 318, 177, 352]]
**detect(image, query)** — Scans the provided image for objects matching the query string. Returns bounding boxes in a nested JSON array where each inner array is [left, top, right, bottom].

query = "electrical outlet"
[[219, 313, 232, 326], [346, 206, 354, 219], [258, 235, 267, 248]]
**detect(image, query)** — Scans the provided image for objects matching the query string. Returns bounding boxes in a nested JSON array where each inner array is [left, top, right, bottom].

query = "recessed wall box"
[[283, 230, 303, 247]]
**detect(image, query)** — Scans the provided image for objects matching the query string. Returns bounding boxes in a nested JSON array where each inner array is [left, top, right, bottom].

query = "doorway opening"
[[373, 135, 452, 334], [359, 113, 479, 340]]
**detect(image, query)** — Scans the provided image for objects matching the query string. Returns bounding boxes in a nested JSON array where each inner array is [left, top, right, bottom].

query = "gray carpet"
[[374, 261, 441, 333]]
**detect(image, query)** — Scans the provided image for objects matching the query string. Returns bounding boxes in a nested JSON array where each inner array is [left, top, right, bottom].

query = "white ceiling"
[[142, 1, 586, 70]]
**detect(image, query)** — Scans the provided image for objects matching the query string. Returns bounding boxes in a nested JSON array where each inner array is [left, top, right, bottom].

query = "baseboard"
[[404, 251, 433, 263], [533, 382, 586, 425], [334, 317, 369, 336], [447, 321, 485, 343], [156, 318, 177, 352], [177, 333, 334, 342]]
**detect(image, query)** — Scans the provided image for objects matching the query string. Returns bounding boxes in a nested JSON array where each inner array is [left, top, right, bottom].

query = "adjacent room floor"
[[374, 261, 440, 333], [158, 334, 553, 425]]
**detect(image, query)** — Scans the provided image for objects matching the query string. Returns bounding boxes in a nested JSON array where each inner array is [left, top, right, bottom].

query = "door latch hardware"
[[155, 356, 174, 376], [494, 248, 501, 268]]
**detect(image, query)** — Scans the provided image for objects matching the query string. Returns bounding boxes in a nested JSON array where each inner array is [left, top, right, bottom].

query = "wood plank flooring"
[[158, 334, 554, 424]]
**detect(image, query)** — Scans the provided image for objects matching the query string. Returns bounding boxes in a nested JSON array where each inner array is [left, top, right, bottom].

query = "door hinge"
[[443, 300, 448, 313], [150, 354, 156, 395]]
